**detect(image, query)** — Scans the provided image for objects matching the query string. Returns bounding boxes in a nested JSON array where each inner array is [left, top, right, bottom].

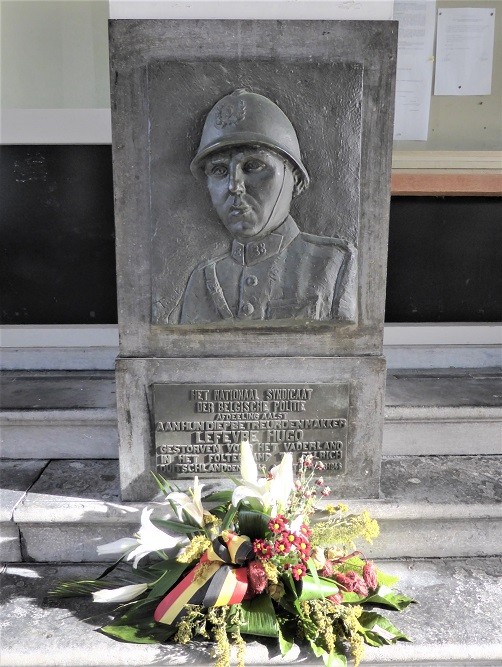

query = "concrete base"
[[1, 558, 501, 665], [2, 456, 500, 562], [116, 357, 386, 501]]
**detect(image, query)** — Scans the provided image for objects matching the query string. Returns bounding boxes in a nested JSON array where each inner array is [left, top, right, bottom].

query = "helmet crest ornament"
[[214, 99, 246, 128]]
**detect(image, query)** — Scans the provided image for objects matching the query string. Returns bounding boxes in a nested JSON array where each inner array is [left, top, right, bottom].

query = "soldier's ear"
[[292, 167, 306, 198]]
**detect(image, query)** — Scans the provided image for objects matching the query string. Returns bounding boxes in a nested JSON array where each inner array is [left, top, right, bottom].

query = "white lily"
[[269, 453, 295, 513], [167, 476, 207, 527], [92, 583, 148, 603], [126, 507, 182, 568], [232, 441, 295, 513], [232, 441, 270, 508], [96, 537, 137, 557]]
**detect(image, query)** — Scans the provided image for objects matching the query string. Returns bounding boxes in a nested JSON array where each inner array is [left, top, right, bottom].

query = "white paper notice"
[[434, 7, 496, 95], [393, 0, 436, 141]]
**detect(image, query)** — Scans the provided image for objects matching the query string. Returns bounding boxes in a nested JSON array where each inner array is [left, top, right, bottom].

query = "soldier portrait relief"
[[177, 89, 357, 325]]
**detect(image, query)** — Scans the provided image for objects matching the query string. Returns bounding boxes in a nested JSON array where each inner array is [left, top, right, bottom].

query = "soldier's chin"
[[224, 214, 262, 238]]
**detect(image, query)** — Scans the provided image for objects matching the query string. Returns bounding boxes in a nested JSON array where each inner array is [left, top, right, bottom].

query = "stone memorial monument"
[[109, 20, 397, 501]]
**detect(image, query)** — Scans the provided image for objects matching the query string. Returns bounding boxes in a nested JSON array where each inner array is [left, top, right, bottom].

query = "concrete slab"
[[0, 460, 48, 521], [386, 368, 502, 407], [9, 457, 502, 561], [0, 371, 117, 410], [0, 460, 48, 562], [0, 558, 501, 666]]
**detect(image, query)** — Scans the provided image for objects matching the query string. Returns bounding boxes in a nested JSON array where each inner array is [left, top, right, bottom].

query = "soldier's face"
[[204, 147, 295, 240]]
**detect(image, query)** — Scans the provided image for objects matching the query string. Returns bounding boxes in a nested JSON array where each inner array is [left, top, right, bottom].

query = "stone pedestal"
[[109, 19, 397, 501]]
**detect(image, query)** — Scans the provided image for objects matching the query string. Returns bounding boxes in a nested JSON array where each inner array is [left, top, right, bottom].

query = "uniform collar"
[[230, 216, 300, 266]]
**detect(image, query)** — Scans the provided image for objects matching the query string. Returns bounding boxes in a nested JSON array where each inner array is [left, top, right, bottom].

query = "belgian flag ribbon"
[[154, 532, 253, 626]]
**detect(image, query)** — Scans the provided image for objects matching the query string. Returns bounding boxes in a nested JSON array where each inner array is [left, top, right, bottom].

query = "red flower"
[[282, 531, 297, 545], [247, 561, 268, 595], [294, 536, 311, 560], [363, 561, 378, 591], [291, 563, 307, 581], [274, 536, 292, 555], [301, 524, 313, 538], [268, 516, 287, 533], [322, 560, 334, 577], [252, 539, 273, 560], [334, 571, 368, 597], [328, 593, 343, 605], [321, 486, 331, 497]]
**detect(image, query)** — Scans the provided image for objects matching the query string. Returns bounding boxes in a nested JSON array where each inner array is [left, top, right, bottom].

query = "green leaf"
[[237, 510, 270, 540], [96, 554, 129, 581], [49, 579, 114, 598], [278, 626, 294, 656], [239, 595, 279, 637], [306, 558, 320, 583], [297, 575, 340, 601], [237, 496, 265, 512], [151, 471, 178, 496], [100, 624, 158, 644], [309, 640, 325, 658], [364, 585, 415, 611], [323, 649, 347, 667], [337, 555, 365, 574], [151, 518, 201, 535], [376, 569, 399, 588], [100, 622, 174, 644], [282, 570, 298, 599], [359, 611, 412, 643], [146, 561, 189, 600], [112, 598, 160, 625], [342, 585, 414, 610], [221, 506, 237, 531], [204, 490, 233, 503], [362, 630, 388, 647]]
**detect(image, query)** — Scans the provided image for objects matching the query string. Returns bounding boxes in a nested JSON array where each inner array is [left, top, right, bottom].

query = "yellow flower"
[[177, 535, 211, 563]]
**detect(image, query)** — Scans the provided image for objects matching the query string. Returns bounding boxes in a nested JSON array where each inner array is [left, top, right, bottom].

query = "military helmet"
[[190, 89, 310, 190]]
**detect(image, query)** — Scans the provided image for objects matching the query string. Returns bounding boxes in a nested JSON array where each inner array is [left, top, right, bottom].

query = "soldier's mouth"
[[229, 204, 252, 214]]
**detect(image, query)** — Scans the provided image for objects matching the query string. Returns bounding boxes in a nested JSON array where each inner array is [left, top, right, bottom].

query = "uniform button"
[[246, 275, 258, 286], [241, 302, 254, 315]]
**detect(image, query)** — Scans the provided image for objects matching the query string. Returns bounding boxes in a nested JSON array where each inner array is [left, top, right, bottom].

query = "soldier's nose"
[[228, 167, 245, 194]]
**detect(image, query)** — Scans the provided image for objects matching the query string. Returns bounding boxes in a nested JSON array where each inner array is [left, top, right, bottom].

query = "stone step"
[[1, 456, 500, 563], [1, 369, 501, 460], [1, 557, 501, 666]]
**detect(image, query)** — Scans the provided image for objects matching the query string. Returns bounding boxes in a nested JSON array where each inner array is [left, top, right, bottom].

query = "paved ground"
[[1, 558, 501, 666]]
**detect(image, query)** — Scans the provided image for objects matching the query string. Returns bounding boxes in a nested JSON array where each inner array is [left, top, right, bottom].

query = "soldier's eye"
[[211, 164, 228, 176], [243, 160, 265, 173]]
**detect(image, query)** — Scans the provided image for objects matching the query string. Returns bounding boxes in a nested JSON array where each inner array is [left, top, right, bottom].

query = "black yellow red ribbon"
[[154, 532, 253, 626]]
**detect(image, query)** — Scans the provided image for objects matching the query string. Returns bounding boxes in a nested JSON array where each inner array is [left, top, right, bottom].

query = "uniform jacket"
[[179, 216, 357, 324]]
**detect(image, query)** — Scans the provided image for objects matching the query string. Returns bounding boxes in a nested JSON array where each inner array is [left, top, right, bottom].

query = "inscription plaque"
[[154, 383, 349, 478]]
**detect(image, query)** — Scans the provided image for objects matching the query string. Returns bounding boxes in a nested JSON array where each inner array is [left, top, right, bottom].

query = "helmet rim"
[[190, 133, 310, 190]]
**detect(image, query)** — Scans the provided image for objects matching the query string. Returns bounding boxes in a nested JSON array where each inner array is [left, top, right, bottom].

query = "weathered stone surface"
[[9, 456, 501, 561], [0, 371, 117, 410], [380, 455, 501, 504], [0, 460, 48, 562], [1, 559, 501, 665], [116, 356, 386, 501], [110, 19, 396, 358], [0, 371, 118, 459], [0, 523, 21, 562], [386, 368, 502, 407], [0, 460, 48, 521]]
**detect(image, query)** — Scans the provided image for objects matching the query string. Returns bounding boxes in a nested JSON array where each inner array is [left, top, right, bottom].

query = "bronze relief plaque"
[[154, 383, 349, 479]]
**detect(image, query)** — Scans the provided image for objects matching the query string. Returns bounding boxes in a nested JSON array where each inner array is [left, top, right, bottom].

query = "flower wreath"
[[52, 443, 414, 667]]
